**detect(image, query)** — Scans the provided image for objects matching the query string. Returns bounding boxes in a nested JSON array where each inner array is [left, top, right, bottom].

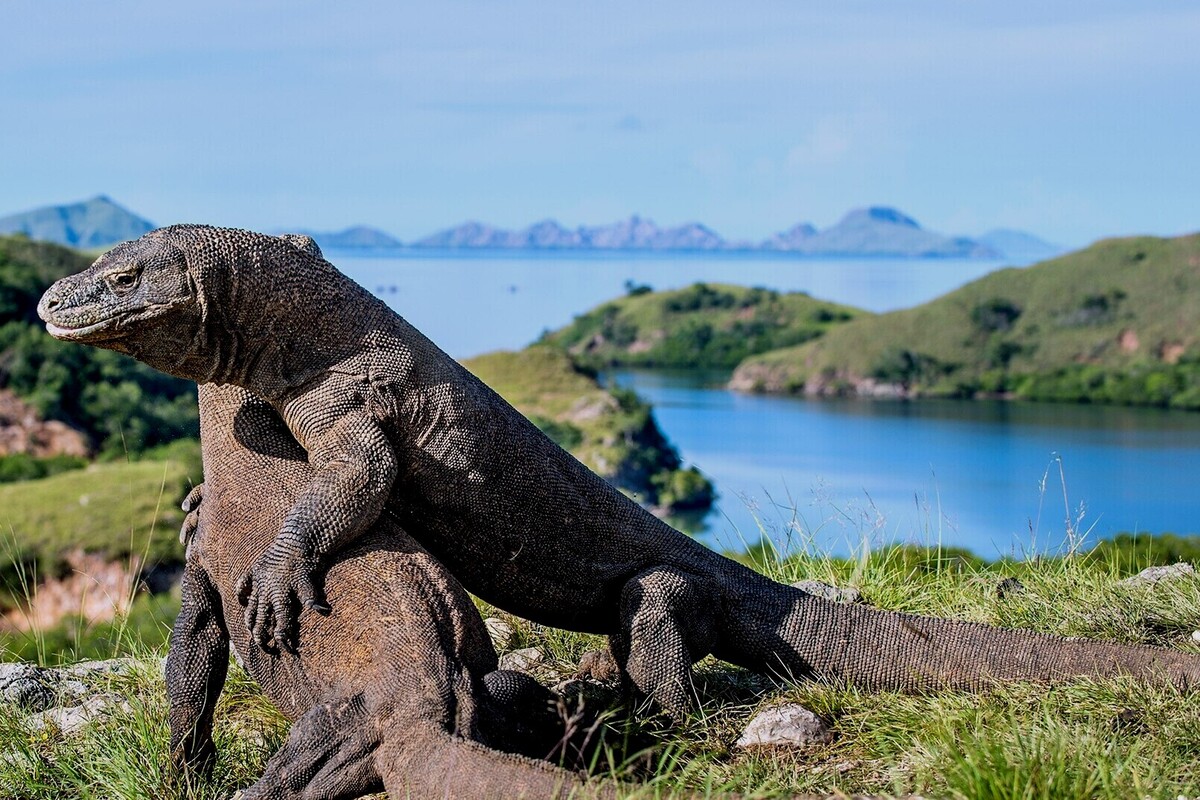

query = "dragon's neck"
[[201, 260, 372, 398]]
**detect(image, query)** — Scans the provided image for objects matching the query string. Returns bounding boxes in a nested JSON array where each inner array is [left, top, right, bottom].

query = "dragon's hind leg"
[[610, 566, 722, 717], [239, 694, 383, 800]]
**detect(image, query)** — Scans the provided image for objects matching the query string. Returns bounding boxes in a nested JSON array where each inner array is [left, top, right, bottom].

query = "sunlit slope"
[[464, 345, 712, 510], [731, 234, 1200, 407], [0, 454, 194, 608]]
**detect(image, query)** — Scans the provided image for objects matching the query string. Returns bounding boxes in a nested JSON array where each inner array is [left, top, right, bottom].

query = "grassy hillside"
[[464, 345, 713, 510], [731, 233, 1200, 407], [543, 282, 865, 369], [0, 442, 199, 609]]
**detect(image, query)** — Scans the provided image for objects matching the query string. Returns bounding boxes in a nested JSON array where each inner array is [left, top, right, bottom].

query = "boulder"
[[735, 703, 833, 748]]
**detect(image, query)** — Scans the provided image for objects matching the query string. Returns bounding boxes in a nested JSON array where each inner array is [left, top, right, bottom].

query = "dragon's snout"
[[38, 284, 67, 321]]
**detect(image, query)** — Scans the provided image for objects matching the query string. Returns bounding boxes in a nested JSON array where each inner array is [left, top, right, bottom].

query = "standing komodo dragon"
[[41, 225, 1200, 715], [171, 381, 610, 799]]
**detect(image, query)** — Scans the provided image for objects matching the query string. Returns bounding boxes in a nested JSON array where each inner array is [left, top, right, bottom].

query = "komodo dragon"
[[169, 381, 609, 799], [41, 225, 1200, 715]]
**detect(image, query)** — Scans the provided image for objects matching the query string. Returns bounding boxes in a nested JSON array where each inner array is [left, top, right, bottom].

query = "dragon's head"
[[39, 226, 327, 384], [38, 228, 198, 354]]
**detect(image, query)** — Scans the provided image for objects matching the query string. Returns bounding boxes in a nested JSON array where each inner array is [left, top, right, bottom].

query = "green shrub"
[[971, 297, 1022, 333], [1088, 532, 1200, 575], [651, 466, 716, 511], [0, 453, 88, 484]]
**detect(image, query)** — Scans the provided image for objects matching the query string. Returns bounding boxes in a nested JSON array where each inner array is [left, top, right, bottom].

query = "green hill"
[[464, 346, 712, 511], [543, 281, 866, 369], [0, 444, 198, 611], [731, 233, 1200, 408]]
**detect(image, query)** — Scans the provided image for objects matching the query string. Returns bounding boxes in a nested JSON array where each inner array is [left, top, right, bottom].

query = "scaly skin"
[[170, 382, 609, 799], [42, 225, 1200, 716]]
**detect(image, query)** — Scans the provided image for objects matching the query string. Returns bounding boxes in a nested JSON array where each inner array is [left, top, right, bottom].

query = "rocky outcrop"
[[1121, 562, 1195, 586], [1, 551, 141, 631], [729, 363, 909, 399], [0, 658, 135, 714], [792, 579, 863, 605], [0, 390, 89, 457]]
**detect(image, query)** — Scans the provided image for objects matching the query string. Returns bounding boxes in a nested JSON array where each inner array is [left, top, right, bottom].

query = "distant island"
[[0, 196, 1061, 260], [404, 207, 1040, 258]]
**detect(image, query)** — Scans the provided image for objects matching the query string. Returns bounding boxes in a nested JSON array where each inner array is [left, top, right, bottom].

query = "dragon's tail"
[[378, 731, 616, 800], [724, 580, 1200, 693]]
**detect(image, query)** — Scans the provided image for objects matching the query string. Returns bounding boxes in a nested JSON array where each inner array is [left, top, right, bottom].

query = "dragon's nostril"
[[45, 295, 61, 309]]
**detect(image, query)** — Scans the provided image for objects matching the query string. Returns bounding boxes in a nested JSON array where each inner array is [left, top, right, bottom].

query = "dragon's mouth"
[[44, 315, 127, 342]]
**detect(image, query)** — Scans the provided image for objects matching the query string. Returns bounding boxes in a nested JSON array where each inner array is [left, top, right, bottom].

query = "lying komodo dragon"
[[170, 381, 608, 799], [41, 225, 1200, 715]]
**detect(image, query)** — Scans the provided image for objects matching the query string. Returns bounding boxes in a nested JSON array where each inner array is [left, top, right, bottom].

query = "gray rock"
[[1121, 563, 1195, 586], [25, 694, 130, 736], [498, 647, 545, 673], [792, 579, 862, 605], [1, 657, 139, 714], [483, 617, 517, 651], [996, 577, 1026, 599], [735, 703, 833, 748], [550, 677, 619, 713], [0, 663, 54, 711]]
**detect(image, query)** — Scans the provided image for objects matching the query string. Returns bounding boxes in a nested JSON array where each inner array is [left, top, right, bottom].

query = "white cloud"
[[784, 117, 853, 169], [783, 109, 894, 172]]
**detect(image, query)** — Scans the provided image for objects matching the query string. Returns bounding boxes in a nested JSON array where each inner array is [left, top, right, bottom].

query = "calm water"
[[332, 249, 1200, 557], [612, 370, 1200, 557]]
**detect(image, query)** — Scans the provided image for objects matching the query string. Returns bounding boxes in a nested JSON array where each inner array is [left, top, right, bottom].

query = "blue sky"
[[3, 1, 1197, 247]]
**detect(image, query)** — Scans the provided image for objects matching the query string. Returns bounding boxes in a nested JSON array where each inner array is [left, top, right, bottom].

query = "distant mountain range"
[[0, 195, 154, 249], [410, 207, 1022, 258], [975, 228, 1064, 261], [0, 197, 1062, 260], [298, 206, 1062, 260], [291, 225, 403, 250]]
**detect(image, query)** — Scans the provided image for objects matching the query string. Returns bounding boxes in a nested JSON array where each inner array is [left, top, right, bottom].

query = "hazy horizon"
[[4, 2, 1198, 249]]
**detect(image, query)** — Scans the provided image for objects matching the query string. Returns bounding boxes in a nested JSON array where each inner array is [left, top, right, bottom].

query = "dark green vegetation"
[[0, 453, 87, 484], [543, 281, 864, 369], [731, 233, 1200, 410], [0, 235, 199, 456]]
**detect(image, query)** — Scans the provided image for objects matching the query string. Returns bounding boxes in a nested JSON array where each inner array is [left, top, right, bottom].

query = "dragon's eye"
[[110, 272, 137, 289]]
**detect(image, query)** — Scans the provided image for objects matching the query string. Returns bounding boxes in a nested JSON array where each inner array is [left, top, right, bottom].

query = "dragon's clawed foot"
[[235, 539, 330, 654], [179, 483, 204, 556]]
